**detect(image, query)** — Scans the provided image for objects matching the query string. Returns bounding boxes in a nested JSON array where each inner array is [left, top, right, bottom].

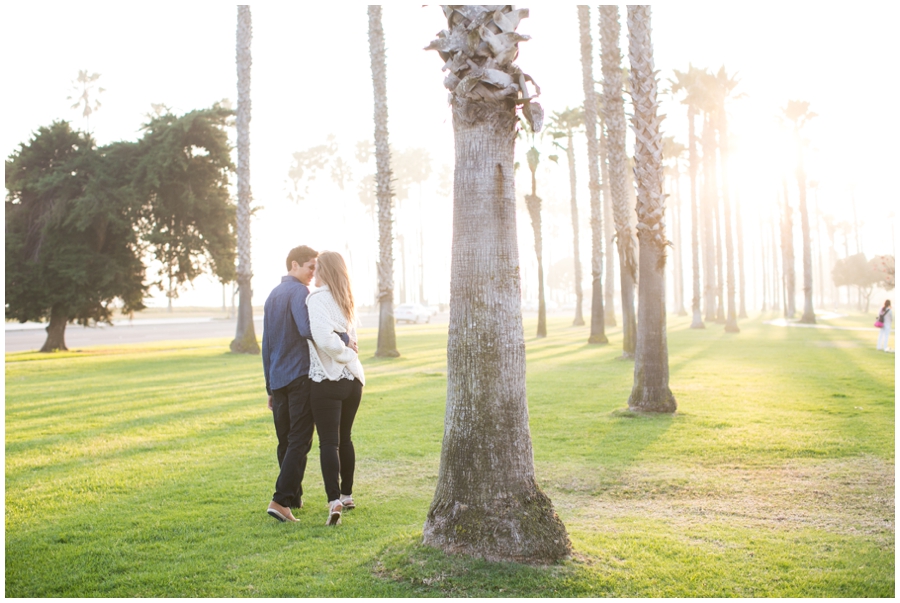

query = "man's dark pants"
[[271, 375, 314, 508]]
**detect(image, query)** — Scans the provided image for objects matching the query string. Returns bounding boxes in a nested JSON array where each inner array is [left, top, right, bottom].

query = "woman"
[[306, 251, 365, 526], [876, 299, 892, 352]]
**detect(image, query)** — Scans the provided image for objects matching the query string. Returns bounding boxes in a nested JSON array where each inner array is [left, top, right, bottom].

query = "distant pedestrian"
[[875, 300, 892, 352]]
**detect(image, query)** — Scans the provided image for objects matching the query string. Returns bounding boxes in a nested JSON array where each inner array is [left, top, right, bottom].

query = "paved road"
[[5, 312, 450, 354]]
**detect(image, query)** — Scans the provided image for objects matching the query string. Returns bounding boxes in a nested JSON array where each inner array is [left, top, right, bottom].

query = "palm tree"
[[599, 4, 637, 358], [577, 5, 609, 343], [783, 100, 816, 324], [781, 178, 797, 317], [736, 189, 748, 318], [626, 5, 676, 413], [422, 5, 570, 564], [708, 67, 740, 333], [662, 136, 687, 316], [524, 143, 547, 338], [367, 6, 399, 357], [67, 70, 104, 132], [600, 108, 617, 327], [700, 107, 719, 322], [546, 106, 587, 328], [670, 65, 705, 329], [230, 5, 259, 354]]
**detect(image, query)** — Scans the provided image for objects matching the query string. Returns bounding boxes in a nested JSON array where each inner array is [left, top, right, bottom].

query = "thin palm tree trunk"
[[368, 6, 399, 357], [599, 5, 636, 358], [687, 106, 704, 328], [525, 169, 547, 338], [230, 6, 260, 354], [701, 114, 717, 322], [672, 163, 687, 315], [736, 190, 748, 318], [577, 5, 607, 342], [797, 153, 815, 323], [601, 114, 617, 327], [565, 130, 585, 326], [782, 179, 796, 317], [718, 109, 739, 332]]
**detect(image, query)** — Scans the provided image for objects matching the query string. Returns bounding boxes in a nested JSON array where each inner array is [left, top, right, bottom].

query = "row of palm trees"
[[418, 5, 676, 564], [227, 4, 822, 566]]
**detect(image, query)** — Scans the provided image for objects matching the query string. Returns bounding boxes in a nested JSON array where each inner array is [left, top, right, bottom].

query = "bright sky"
[[4, 4, 897, 309]]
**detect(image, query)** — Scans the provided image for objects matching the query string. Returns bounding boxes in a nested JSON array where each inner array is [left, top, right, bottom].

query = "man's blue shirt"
[[262, 275, 314, 395]]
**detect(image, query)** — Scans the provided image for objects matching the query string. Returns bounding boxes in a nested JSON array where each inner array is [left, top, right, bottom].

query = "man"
[[262, 245, 352, 522]]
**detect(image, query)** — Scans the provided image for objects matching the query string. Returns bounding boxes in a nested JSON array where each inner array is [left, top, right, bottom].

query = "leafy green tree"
[[832, 253, 883, 313], [5, 122, 146, 352], [132, 105, 237, 311]]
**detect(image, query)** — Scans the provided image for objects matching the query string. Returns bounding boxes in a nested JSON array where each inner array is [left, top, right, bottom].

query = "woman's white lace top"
[[306, 285, 365, 385]]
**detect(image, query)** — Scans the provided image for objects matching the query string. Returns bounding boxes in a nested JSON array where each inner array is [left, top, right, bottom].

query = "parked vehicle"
[[395, 303, 432, 324]]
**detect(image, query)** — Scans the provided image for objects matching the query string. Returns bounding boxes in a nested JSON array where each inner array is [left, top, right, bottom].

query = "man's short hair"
[[286, 245, 318, 271]]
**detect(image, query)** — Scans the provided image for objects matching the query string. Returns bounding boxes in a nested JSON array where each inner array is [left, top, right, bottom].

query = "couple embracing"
[[262, 245, 364, 526]]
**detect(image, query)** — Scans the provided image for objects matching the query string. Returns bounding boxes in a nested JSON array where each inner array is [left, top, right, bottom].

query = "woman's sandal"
[[339, 495, 355, 510], [326, 500, 343, 526]]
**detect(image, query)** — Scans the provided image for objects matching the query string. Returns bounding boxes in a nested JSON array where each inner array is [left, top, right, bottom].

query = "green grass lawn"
[[5, 312, 894, 597]]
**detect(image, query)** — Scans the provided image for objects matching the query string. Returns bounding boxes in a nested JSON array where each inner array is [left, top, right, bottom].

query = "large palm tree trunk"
[[626, 5, 676, 413], [423, 6, 569, 564], [368, 6, 399, 357], [230, 5, 260, 354], [577, 5, 607, 343], [599, 5, 636, 358]]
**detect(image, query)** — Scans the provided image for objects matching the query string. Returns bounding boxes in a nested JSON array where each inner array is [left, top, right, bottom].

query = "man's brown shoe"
[[267, 501, 297, 522]]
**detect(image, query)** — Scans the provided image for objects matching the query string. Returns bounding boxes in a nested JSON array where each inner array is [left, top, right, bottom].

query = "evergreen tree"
[[6, 122, 146, 352]]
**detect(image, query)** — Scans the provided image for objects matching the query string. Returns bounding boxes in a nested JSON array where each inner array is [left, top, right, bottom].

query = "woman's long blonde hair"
[[316, 251, 354, 324]]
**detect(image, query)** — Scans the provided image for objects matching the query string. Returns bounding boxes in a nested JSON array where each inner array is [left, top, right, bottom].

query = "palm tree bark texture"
[[626, 5, 676, 413], [577, 5, 608, 343], [599, 5, 637, 358], [368, 5, 400, 357], [423, 6, 570, 564], [230, 5, 260, 354]]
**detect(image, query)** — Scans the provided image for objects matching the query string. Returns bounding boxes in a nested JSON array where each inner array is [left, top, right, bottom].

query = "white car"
[[395, 303, 431, 324]]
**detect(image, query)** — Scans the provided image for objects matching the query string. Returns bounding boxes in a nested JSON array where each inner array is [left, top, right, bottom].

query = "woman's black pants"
[[309, 378, 363, 502]]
